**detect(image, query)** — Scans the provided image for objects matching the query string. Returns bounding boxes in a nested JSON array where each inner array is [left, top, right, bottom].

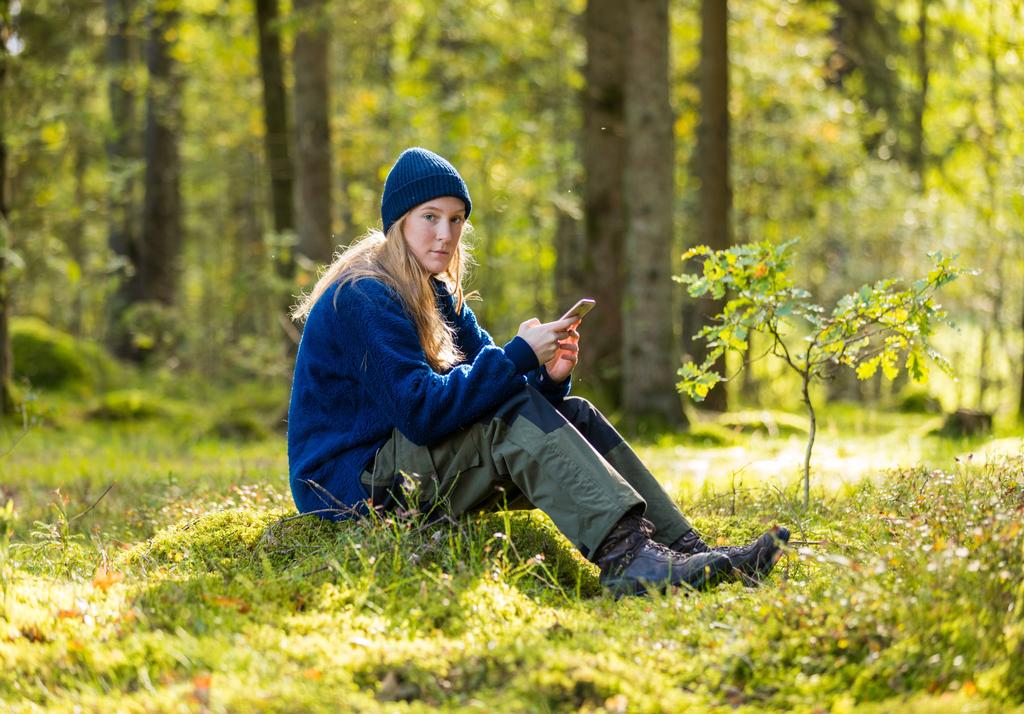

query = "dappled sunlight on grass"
[[639, 408, 1021, 503], [3, 400, 1024, 711]]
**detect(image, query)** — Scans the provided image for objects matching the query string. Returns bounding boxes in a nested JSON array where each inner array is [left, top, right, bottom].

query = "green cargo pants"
[[360, 386, 692, 559]]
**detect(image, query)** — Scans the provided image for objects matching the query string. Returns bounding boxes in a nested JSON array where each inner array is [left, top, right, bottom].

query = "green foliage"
[[201, 383, 290, 439], [896, 386, 943, 414], [116, 302, 185, 365], [87, 390, 171, 422], [675, 241, 968, 507], [4, 0, 1022, 416], [10, 317, 119, 393], [676, 241, 966, 398], [204, 411, 271, 441]]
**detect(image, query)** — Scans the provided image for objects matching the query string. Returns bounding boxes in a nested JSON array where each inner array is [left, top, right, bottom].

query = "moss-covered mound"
[[87, 389, 171, 421], [205, 411, 272, 441], [120, 507, 294, 572], [120, 506, 600, 597], [477, 511, 602, 597], [11, 317, 119, 393], [896, 386, 943, 414]]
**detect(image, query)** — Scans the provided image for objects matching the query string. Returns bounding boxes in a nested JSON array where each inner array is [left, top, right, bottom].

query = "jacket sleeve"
[[338, 283, 538, 445], [455, 300, 571, 403], [452, 300, 493, 363], [527, 365, 572, 403]]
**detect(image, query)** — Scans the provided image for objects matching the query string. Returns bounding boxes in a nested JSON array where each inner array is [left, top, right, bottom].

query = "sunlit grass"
[[2, 394, 1023, 711], [639, 405, 1022, 505]]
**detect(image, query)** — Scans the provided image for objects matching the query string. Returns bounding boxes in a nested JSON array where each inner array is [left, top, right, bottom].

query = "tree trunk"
[[131, 1, 183, 309], [67, 142, 88, 336], [231, 151, 267, 337], [684, 0, 731, 412], [622, 0, 685, 429], [105, 0, 140, 356], [0, 0, 13, 414], [553, 201, 583, 320], [292, 0, 333, 266], [981, 0, 1004, 414], [801, 370, 816, 510], [254, 0, 295, 278], [580, 0, 628, 404], [911, 0, 929, 184]]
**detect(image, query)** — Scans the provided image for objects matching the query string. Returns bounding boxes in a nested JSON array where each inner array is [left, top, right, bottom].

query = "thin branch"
[[767, 319, 801, 374], [69, 484, 115, 523], [720, 342, 777, 383], [0, 428, 30, 460]]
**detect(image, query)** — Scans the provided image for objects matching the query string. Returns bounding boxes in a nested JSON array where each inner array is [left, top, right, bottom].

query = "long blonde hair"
[[291, 214, 474, 372]]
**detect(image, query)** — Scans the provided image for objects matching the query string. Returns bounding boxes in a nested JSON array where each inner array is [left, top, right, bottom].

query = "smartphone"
[[560, 298, 596, 322]]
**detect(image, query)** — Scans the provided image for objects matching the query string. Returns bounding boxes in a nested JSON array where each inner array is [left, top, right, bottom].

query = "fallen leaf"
[[191, 673, 213, 706], [207, 595, 251, 613], [92, 566, 124, 591]]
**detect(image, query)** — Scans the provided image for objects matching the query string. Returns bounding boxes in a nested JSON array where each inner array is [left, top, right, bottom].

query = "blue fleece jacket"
[[287, 277, 572, 517]]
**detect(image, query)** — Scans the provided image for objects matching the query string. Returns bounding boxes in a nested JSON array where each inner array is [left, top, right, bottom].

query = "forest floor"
[[1, 389, 1023, 712]]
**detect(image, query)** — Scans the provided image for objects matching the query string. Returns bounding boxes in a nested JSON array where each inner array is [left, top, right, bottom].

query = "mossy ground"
[[1, 393, 1022, 712]]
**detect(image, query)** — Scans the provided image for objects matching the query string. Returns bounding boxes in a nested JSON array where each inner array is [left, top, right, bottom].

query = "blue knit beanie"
[[380, 147, 472, 235]]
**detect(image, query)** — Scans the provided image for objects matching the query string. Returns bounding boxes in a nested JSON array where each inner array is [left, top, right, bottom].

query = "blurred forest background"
[[0, 0, 1021, 428]]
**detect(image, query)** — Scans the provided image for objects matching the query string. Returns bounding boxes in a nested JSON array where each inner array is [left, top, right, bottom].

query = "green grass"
[[1, 394, 1023, 712]]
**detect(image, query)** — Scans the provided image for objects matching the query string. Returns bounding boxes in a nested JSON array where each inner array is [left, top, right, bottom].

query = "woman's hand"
[[516, 317, 577, 366], [544, 323, 580, 383]]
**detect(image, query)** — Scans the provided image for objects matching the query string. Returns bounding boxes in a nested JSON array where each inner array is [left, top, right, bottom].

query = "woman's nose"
[[435, 221, 452, 240]]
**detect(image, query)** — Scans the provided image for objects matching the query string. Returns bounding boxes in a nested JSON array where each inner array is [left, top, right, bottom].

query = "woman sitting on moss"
[[287, 147, 789, 597]]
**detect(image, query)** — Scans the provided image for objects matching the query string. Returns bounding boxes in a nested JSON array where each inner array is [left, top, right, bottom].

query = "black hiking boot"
[[671, 526, 790, 586], [594, 513, 734, 598]]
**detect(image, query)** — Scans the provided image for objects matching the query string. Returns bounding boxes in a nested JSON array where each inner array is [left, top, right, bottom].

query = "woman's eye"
[[451, 217, 462, 225], [423, 213, 436, 222]]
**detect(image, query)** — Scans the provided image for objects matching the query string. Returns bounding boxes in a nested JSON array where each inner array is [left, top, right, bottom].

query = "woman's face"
[[402, 196, 467, 275]]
